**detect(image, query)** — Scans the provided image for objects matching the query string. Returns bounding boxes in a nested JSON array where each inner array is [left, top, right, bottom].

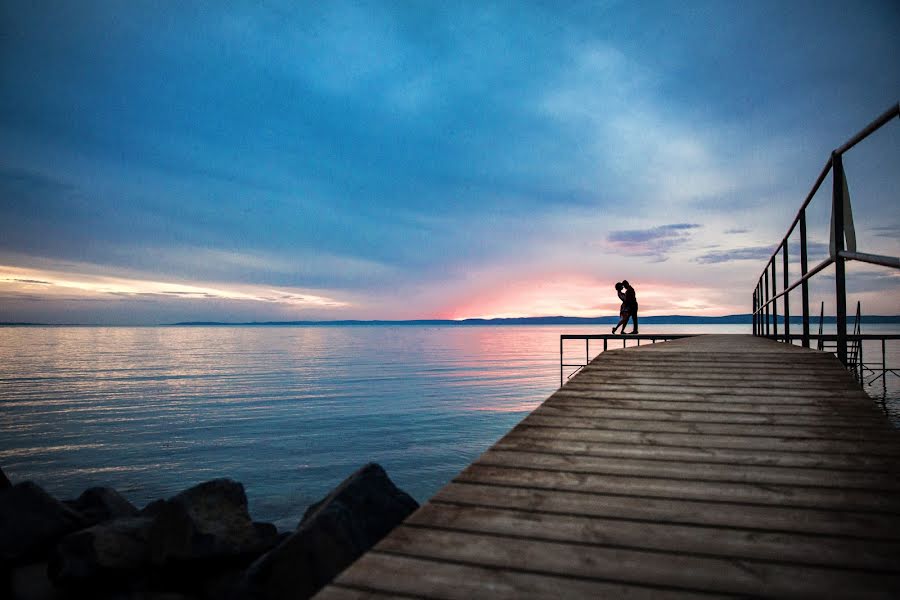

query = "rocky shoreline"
[[0, 463, 419, 599]]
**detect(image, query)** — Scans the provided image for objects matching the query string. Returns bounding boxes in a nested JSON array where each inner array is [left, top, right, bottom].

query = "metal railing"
[[559, 334, 695, 386], [751, 102, 900, 366]]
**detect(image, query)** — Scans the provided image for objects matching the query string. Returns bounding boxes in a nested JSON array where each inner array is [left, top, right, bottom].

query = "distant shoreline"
[[2, 314, 899, 327]]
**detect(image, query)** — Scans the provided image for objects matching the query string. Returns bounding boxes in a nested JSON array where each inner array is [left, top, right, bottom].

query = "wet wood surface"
[[315, 335, 900, 599]]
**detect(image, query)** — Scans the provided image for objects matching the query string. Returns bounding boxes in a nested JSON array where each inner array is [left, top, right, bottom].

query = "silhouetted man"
[[622, 280, 638, 334]]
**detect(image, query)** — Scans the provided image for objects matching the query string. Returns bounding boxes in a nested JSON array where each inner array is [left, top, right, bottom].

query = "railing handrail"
[[751, 101, 900, 364], [754, 102, 899, 282]]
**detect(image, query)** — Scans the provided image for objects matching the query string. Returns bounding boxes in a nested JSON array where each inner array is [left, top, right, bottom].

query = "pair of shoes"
[[611, 327, 617, 334], [627, 330, 638, 334]]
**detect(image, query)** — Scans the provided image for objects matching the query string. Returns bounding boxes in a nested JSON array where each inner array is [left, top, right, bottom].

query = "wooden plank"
[[315, 585, 413, 600], [493, 436, 899, 471], [535, 402, 890, 426], [561, 381, 865, 398], [477, 449, 900, 490], [373, 526, 900, 598], [332, 552, 726, 599], [434, 482, 900, 539], [522, 413, 897, 440], [510, 424, 900, 456], [455, 464, 900, 512], [552, 387, 877, 405], [547, 395, 887, 416], [408, 502, 900, 570]]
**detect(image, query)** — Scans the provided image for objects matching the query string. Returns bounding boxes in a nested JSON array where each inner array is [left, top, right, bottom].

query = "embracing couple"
[[611, 280, 638, 335]]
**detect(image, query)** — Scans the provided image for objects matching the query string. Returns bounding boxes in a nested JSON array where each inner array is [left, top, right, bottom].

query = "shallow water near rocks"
[[1, 324, 896, 530]]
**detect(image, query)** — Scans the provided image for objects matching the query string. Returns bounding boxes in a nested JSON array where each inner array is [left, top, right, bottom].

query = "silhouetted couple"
[[612, 280, 638, 334]]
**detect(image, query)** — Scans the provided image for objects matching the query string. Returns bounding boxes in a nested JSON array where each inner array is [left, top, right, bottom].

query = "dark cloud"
[[606, 223, 700, 262]]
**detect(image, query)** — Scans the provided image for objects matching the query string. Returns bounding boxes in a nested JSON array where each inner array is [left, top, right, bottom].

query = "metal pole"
[[585, 339, 589, 368], [758, 280, 763, 335], [560, 337, 563, 387], [764, 269, 770, 336], [783, 241, 790, 344], [833, 152, 848, 366], [799, 209, 810, 347], [772, 257, 779, 339], [603, 338, 608, 352], [752, 290, 757, 335]]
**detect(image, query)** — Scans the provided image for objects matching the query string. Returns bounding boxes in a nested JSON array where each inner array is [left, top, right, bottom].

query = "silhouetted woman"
[[612, 282, 630, 334]]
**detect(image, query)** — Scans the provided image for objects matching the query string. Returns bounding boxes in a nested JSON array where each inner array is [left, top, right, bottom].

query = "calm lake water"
[[1, 324, 897, 530]]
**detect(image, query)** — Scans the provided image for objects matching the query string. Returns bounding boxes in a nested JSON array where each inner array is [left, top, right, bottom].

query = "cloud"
[[605, 223, 701, 262], [0, 265, 349, 309], [696, 241, 831, 264]]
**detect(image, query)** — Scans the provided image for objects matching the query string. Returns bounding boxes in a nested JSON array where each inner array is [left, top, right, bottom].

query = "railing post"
[[832, 152, 848, 366], [764, 269, 770, 336], [752, 290, 757, 335], [560, 337, 564, 387], [799, 209, 810, 347], [771, 258, 778, 339], [782, 241, 790, 344], [758, 280, 763, 335]]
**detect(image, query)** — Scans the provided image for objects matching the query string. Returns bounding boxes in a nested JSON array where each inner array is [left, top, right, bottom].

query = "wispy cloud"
[[606, 223, 701, 262], [0, 265, 349, 309], [696, 241, 832, 264]]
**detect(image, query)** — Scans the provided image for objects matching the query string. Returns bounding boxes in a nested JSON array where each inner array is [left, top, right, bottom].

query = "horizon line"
[[2, 313, 900, 327]]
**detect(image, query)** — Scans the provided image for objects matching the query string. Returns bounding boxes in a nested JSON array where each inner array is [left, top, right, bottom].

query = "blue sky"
[[1, 1, 898, 324]]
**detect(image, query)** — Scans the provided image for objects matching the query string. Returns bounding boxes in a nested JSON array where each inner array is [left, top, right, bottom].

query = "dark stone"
[[237, 463, 418, 600], [48, 516, 154, 584], [65, 486, 139, 526], [0, 466, 10, 489], [0, 482, 85, 563], [147, 479, 279, 565], [9, 561, 63, 600], [50, 479, 279, 588]]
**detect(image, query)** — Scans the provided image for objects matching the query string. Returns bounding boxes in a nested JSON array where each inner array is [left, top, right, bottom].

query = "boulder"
[[0, 466, 10, 489], [65, 486, 138, 526], [48, 516, 154, 584], [147, 479, 278, 565], [237, 463, 418, 600], [0, 482, 85, 563], [9, 561, 63, 600], [50, 479, 279, 588]]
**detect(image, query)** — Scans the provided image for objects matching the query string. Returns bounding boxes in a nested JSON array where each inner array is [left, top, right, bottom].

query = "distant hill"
[[3, 314, 898, 327], [170, 314, 900, 326]]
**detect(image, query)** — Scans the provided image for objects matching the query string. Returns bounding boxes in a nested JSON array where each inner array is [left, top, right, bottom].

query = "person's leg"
[[628, 305, 639, 334]]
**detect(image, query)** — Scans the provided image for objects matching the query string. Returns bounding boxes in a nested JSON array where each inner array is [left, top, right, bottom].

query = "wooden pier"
[[317, 334, 900, 598]]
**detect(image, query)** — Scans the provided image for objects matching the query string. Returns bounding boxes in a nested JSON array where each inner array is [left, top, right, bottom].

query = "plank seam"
[[396, 523, 900, 574], [450, 477, 900, 517], [427, 498, 900, 542]]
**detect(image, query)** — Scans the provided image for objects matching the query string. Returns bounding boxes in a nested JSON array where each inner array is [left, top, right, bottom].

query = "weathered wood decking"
[[317, 334, 900, 598]]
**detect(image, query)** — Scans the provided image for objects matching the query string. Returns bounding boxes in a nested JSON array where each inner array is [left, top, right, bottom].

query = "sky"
[[1, 1, 898, 324]]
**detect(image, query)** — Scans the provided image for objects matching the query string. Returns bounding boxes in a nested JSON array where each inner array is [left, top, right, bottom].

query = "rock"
[[0, 466, 10, 489], [50, 479, 279, 588], [237, 463, 418, 600], [49, 516, 154, 584], [0, 482, 85, 563], [147, 479, 278, 565], [65, 486, 139, 526], [10, 561, 64, 600]]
